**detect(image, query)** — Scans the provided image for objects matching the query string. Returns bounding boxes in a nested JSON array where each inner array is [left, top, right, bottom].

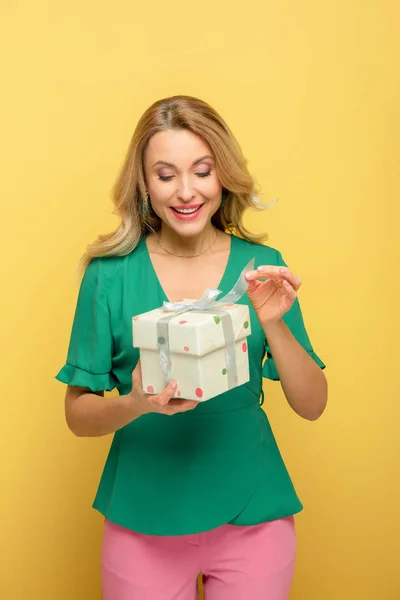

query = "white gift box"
[[132, 301, 251, 402]]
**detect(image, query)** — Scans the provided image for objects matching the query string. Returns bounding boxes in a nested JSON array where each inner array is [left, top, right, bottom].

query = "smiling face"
[[143, 129, 223, 238]]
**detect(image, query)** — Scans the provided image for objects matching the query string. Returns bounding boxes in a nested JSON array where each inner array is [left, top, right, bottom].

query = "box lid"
[[133, 301, 251, 357]]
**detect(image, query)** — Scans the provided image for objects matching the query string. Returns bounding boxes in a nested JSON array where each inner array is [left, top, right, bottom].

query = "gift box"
[[132, 300, 252, 402]]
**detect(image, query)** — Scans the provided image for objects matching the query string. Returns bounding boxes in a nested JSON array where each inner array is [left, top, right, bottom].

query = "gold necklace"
[[155, 230, 218, 258]]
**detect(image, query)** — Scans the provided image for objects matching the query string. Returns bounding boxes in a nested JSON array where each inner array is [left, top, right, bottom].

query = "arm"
[[263, 319, 327, 421], [246, 251, 327, 421], [64, 362, 198, 437], [65, 386, 141, 437]]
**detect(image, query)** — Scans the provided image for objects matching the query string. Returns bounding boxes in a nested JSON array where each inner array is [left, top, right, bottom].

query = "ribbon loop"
[[163, 258, 255, 314]]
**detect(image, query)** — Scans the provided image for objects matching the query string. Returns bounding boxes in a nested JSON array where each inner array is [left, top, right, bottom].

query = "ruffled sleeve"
[[56, 258, 117, 392], [262, 250, 326, 381]]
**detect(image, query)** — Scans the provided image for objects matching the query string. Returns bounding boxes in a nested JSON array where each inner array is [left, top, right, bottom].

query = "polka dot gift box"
[[132, 301, 251, 401], [132, 260, 254, 402]]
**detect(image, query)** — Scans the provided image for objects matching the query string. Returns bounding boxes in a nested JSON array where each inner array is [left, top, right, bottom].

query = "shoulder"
[[231, 234, 284, 266], [84, 238, 147, 283]]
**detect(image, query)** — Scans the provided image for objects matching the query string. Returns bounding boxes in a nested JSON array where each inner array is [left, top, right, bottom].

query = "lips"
[[171, 204, 203, 214], [170, 204, 204, 221]]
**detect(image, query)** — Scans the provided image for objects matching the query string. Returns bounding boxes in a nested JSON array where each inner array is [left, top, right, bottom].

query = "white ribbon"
[[156, 258, 255, 389]]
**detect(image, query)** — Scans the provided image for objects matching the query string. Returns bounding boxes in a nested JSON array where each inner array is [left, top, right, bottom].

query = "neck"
[[157, 224, 218, 258]]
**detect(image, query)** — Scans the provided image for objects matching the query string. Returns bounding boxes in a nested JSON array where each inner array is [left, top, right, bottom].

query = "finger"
[[278, 268, 302, 291], [245, 267, 280, 281], [165, 400, 199, 414], [246, 267, 302, 291], [282, 279, 297, 300], [132, 359, 142, 379], [153, 381, 178, 406], [246, 278, 262, 292], [131, 360, 142, 389]]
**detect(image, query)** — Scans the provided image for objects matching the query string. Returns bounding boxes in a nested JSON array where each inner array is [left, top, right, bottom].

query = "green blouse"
[[56, 234, 325, 535]]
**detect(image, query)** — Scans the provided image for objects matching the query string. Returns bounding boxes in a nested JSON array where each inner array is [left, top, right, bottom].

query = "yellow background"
[[1, 1, 398, 598]]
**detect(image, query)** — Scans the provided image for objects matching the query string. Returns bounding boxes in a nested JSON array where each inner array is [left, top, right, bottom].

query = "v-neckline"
[[142, 234, 235, 304]]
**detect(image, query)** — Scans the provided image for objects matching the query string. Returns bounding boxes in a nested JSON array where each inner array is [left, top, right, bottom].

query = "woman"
[[56, 95, 327, 600]]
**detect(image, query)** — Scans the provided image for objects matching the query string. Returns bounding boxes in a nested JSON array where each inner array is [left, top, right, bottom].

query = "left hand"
[[245, 266, 302, 327]]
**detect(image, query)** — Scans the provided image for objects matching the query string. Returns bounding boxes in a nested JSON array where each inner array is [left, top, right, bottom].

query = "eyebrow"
[[152, 155, 214, 168]]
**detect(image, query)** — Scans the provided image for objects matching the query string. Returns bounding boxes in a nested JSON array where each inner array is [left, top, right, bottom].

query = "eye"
[[158, 175, 174, 182], [196, 171, 211, 178]]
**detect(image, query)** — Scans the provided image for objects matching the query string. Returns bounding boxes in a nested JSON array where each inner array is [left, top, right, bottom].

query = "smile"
[[171, 204, 203, 214], [170, 204, 204, 221]]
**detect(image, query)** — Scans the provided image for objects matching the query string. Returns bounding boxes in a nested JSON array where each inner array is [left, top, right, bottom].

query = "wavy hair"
[[80, 95, 274, 272]]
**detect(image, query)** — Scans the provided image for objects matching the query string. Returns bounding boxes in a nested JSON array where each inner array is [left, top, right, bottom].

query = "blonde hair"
[[80, 95, 274, 273]]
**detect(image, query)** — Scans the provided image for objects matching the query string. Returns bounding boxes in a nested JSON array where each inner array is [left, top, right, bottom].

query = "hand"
[[130, 360, 199, 416], [245, 265, 302, 327]]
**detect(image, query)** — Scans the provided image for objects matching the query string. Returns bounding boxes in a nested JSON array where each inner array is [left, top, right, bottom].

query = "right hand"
[[129, 360, 199, 416]]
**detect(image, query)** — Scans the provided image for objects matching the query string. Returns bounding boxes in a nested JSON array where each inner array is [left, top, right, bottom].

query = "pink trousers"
[[101, 516, 296, 600]]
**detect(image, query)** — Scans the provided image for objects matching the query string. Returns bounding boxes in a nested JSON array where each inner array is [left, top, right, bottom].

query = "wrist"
[[262, 317, 285, 335], [121, 392, 144, 420]]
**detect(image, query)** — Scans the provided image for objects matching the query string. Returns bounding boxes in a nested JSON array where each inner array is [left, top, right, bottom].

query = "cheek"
[[147, 180, 172, 206], [202, 176, 222, 199]]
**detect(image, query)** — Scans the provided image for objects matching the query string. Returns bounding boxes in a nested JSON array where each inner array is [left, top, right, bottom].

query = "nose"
[[176, 178, 196, 202]]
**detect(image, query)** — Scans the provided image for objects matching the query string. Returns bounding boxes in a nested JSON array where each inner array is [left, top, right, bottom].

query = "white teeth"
[[174, 206, 200, 214]]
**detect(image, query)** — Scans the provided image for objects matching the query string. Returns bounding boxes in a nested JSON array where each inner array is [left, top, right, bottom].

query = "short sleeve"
[[55, 258, 117, 392], [262, 250, 326, 381]]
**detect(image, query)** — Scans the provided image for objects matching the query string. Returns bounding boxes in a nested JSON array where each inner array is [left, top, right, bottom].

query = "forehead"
[[145, 129, 213, 165]]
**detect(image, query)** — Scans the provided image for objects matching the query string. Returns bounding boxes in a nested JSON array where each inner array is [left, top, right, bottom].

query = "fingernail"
[[170, 382, 177, 390], [280, 267, 288, 274], [257, 266, 266, 272], [245, 272, 252, 280]]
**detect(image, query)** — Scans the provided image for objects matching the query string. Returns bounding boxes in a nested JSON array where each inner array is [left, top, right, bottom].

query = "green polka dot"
[[213, 316, 221, 325], [222, 368, 227, 375], [157, 336, 166, 345], [244, 321, 249, 329]]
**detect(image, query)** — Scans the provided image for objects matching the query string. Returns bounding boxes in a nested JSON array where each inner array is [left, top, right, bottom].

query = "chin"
[[169, 221, 209, 238]]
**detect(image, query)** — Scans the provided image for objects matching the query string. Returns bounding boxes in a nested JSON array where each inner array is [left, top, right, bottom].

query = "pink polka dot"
[[184, 346, 190, 352], [234, 376, 239, 385], [225, 303, 234, 307], [177, 391, 181, 396], [133, 316, 139, 321], [147, 385, 154, 393], [179, 320, 187, 325], [242, 342, 247, 352], [168, 360, 172, 367], [195, 388, 203, 399]]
